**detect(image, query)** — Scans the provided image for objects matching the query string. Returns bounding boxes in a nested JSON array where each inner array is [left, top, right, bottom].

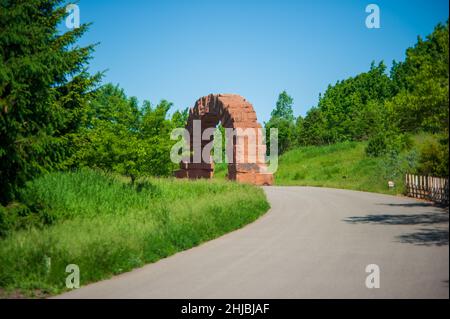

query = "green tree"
[[312, 61, 393, 144], [72, 84, 176, 182], [298, 63, 393, 146], [265, 91, 296, 154], [416, 136, 449, 177], [140, 99, 177, 177], [271, 90, 295, 122], [171, 107, 189, 129], [0, 0, 100, 204], [388, 21, 449, 134], [387, 21, 448, 176], [297, 107, 328, 145]]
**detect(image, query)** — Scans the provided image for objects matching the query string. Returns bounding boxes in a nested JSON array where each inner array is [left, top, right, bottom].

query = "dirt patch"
[[0, 288, 49, 299]]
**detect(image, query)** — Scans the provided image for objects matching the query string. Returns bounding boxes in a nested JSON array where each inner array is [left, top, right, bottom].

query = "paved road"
[[57, 187, 449, 299]]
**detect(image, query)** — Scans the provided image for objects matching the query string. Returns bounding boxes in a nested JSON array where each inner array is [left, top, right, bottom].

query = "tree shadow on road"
[[344, 212, 449, 246], [397, 228, 448, 246], [345, 212, 448, 225], [377, 202, 448, 209]]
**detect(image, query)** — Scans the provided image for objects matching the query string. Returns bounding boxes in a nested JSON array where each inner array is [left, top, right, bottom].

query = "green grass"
[[274, 141, 392, 193], [0, 169, 269, 298], [212, 134, 436, 195], [273, 136, 430, 195], [213, 136, 424, 195], [214, 162, 228, 180]]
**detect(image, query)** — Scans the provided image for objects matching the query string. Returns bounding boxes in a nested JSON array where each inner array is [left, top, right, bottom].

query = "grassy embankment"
[[0, 169, 269, 297], [215, 134, 433, 195]]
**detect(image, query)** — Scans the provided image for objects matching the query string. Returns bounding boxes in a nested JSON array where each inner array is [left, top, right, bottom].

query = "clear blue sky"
[[75, 0, 448, 122]]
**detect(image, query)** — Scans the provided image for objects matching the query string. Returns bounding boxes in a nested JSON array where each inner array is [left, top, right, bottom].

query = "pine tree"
[[0, 0, 100, 204], [271, 90, 295, 122], [266, 91, 296, 154]]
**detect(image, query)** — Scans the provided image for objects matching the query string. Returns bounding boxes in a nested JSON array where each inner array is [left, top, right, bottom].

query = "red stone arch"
[[174, 94, 273, 185]]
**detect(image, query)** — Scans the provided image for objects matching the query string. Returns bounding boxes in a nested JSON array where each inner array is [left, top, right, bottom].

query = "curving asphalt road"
[[57, 187, 449, 299]]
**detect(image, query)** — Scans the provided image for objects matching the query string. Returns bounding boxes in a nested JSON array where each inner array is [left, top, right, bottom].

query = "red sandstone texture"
[[174, 94, 274, 186]]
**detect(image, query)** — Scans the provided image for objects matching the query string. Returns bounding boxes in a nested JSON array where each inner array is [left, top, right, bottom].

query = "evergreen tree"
[[271, 90, 295, 122], [0, 0, 100, 204], [265, 91, 296, 154]]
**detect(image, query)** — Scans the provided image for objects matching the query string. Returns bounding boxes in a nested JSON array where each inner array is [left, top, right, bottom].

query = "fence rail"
[[405, 174, 449, 205]]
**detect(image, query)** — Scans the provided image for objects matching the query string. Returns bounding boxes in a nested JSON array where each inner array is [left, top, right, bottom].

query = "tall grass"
[[0, 169, 269, 297]]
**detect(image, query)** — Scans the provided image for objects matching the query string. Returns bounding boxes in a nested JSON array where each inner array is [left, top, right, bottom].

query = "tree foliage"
[[268, 21, 448, 176], [71, 84, 177, 183], [0, 0, 100, 204], [388, 21, 449, 134], [297, 61, 393, 145], [271, 90, 295, 122], [265, 91, 296, 154]]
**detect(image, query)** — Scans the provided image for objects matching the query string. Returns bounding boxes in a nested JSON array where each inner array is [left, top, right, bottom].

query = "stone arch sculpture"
[[174, 94, 273, 185]]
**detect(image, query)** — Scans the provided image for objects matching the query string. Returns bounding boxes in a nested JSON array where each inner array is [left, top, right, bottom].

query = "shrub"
[[366, 134, 388, 157], [416, 137, 449, 177], [366, 133, 412, 157]]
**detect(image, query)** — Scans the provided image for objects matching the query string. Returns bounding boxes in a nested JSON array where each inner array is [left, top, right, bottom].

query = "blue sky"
[[75, 0, 448, 122]]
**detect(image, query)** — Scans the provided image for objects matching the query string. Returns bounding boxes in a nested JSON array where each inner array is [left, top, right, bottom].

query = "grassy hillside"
[[273, 135, 436, 194], [0, 169, 269, 297], [214, 134, 434, 195], [274, 141, 400, 194]]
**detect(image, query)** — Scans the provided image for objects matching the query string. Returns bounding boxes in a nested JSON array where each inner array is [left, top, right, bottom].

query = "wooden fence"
[[405, 174, 449, 205]]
